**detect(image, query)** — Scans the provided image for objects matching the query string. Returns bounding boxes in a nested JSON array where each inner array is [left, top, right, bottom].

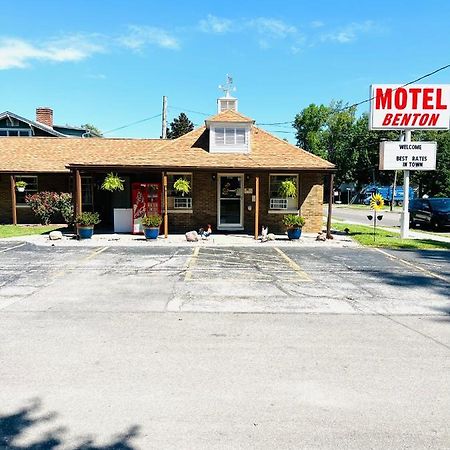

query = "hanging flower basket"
[[15, 181, 27, 192]]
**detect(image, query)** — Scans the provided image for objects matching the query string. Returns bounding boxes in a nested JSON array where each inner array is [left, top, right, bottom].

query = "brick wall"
[[0, 173, 70, 224], [166, 171, 325, 235]]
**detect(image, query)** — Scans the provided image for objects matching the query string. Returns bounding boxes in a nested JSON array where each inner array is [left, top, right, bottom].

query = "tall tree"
[[81, 123, 102, 137], [166, 113, 194, 139]]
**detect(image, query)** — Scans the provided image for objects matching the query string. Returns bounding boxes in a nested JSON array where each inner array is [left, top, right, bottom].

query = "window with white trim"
[[167, 173, 193, 210], [269, 174, 299, 211], [15, 175, 38, 205], [214, 128, 246, 146]]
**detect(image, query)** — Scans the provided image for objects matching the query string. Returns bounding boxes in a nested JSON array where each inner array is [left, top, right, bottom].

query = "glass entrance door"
[[218, 175, 243, 229]]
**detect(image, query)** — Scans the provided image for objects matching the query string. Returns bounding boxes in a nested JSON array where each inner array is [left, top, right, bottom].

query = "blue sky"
[[1, 0, 450, 140]]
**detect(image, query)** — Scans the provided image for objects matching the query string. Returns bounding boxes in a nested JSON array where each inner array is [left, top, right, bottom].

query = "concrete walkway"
[[4, 230, 359, 248]]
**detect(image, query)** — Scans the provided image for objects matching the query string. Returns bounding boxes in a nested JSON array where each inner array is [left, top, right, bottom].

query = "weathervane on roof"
[[218, 74, 236, 98]]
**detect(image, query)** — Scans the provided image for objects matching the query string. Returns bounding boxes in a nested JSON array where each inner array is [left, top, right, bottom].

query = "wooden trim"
[[163, 173, 168, 238], [326, 173, 334, 239], [10, 175, 17, 225], [254, 176, 259, 240], [75, 169, 82, 217]]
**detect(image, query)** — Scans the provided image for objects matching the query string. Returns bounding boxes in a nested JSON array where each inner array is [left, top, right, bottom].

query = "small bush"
[[76, 212, 101, 226], [282, 214, 305, 228], [141, 214, 162, 227], [25, 192, 74, 225]]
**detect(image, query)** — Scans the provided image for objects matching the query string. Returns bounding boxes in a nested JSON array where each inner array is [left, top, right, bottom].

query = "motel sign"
[[369, 84, 450, 130]]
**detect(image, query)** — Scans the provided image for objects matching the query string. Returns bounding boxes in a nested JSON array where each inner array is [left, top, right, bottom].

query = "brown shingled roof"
[[0, 122, 334, 173], [205, 109, 254, 124]]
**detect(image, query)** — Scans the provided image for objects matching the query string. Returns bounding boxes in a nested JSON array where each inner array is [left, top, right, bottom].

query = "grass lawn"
[[0, 224, 65, 239], [332, 222, 450, 250]]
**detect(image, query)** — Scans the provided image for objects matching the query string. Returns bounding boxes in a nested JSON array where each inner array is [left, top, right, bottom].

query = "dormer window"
[[215, 127, 246, 145]]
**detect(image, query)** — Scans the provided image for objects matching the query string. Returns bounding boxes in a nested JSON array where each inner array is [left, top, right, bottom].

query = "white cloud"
[[249, 17, 297, 38], [321, 21, 378, 43], [199, 14, 232, 33], [311, 20, 324, 28], [0, 34, 103, 70], [118, 25, 180, 51]]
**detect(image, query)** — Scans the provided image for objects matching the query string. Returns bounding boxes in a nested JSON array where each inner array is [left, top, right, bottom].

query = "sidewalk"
[[5, 230, 358, 248]]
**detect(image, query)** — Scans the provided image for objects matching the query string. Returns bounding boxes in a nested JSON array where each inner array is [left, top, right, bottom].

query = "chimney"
[[36, 107, 53, 128]]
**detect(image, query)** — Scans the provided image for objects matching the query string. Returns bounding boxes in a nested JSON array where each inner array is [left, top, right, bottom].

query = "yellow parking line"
[[54, 246, 109, 277], [184, 247, 200, 281], [83, 246, 109, 261], [374, 248, 449, 283], [273, 247, 312, 282]]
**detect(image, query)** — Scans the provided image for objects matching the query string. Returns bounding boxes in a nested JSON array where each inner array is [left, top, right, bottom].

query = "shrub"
[[56, 193, 74, 225], [76, 212, 101, 226], [25, 192, 74, 225], [25, 192, 58, 225], [282, 214, 305, 228], [141, 214, 162, 227]]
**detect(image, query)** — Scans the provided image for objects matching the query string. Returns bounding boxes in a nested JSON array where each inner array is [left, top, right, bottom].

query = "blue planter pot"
[[287, 227, 302, 240], [144, 227, 159, 240], [77, 225, 94, 239]]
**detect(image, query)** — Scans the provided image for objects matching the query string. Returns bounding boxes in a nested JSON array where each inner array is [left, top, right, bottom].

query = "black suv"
[[409, 198, 450, 230]]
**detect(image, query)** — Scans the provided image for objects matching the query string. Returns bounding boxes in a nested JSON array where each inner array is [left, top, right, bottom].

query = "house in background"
[[0, 89, 335, 235], [0, 107, 100, 138]]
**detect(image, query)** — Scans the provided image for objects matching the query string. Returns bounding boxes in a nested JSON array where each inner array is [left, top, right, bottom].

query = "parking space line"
[[0, 243, 26, 253], [374, 248, 448, 283], [273, 247, 312, 281], [184, 247, 200, 281], [53, 246, 110, 277]]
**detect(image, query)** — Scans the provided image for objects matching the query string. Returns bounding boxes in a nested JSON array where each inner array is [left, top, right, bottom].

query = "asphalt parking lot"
[[1, 242, 448, 315], [1, 242, 449, 449]]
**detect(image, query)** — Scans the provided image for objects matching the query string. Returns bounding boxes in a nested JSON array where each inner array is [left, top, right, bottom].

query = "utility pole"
[[161, 95, 167, 139], [400, 130, 411, 238]]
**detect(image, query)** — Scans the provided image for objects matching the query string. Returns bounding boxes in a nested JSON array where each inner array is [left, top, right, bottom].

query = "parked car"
[[409, 198, 450, 230]]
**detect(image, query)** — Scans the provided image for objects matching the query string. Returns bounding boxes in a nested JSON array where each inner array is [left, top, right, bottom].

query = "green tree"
[[293, 104, 330, 158], [81, 123, 102, 137], [166, 113, 194, 139]]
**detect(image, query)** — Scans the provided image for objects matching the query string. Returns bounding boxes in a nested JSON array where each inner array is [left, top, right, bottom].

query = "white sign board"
[[370, 84, 450, 130], [379, 141, 437, 170]]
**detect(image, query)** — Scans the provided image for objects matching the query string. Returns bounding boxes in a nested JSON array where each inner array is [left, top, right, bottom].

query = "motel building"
[[0, 92, 335, 236]]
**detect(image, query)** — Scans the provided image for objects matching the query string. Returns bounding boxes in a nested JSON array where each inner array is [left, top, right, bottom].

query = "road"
[[1, 242, 449, 449], [328, 205, 402, 227]]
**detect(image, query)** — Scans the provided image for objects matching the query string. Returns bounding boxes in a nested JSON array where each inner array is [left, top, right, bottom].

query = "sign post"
[[370, 84, 450, 238], [401, 130, 411, 238]]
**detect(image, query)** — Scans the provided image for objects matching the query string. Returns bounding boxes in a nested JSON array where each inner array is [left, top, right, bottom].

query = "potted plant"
[[282, 214, 305, 240], [101, 172, 125, 192], [76, 212, 101, 239], [278, 179, 297, 199], [173, 177, 191, 196], [15, 180, 27, 192], [141, 214, 162, 240]]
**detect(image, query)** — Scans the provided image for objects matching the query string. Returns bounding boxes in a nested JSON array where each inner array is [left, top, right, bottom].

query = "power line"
[[103, 113, 162, 135], [169, 106, 212, 117], [102, 63, 450, 135], [256, 63, 450, 126]]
